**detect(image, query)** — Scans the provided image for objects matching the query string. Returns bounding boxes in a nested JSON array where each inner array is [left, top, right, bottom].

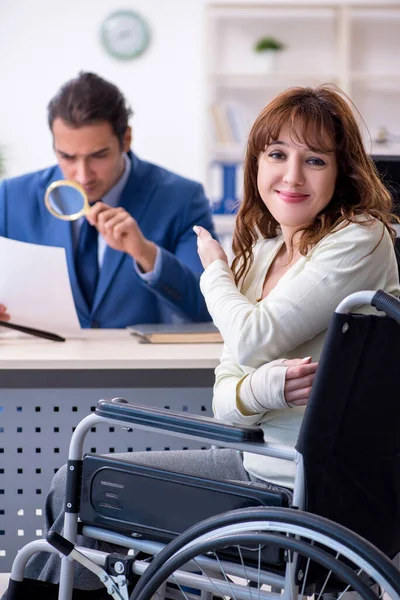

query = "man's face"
[[52, 118, 131, 203]]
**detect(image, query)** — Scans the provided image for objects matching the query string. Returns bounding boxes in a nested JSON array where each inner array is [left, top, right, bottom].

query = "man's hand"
[[193, 225, 228, 269], [283, 357, 318, 407], [87, 202, 157, 272], [0, 304, 10, 322]]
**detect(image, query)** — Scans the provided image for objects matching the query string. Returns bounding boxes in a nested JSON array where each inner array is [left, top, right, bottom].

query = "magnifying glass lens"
[[47, 186, 86, 217]]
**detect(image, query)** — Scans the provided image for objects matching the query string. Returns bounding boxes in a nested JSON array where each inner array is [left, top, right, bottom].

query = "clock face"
[[100, 10, 151, 60]]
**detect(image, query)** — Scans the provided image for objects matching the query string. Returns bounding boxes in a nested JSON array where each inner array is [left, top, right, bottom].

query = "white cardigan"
[[200, 219, 400, 488]]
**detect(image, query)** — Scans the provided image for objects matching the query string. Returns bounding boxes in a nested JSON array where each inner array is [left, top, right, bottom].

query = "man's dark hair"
[[47, 72, 133, 146]]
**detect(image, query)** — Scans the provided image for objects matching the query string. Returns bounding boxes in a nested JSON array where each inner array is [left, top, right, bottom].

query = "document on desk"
[[0, 237, 82, 337]]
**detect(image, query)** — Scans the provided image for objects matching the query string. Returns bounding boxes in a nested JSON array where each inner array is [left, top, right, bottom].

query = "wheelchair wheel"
[[131, 507, 400, 600]]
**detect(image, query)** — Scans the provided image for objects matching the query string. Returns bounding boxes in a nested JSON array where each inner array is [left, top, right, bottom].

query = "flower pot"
[[253, 49, 279, 74], [262, 49, 278, 73]]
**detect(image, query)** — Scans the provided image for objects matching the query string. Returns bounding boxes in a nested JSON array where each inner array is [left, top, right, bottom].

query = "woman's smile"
[[276, 190, 310, 204]]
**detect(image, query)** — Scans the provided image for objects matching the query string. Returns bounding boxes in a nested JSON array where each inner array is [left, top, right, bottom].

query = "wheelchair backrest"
[[297, 312, 400, 557]]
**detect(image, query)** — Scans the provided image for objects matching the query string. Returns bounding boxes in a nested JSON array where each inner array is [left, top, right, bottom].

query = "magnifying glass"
[[44, 180, 90, 221]]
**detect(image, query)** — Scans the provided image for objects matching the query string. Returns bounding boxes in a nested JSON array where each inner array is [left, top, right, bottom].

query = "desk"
[[0, 329, 222, 386], [0, 331, 223, 570]]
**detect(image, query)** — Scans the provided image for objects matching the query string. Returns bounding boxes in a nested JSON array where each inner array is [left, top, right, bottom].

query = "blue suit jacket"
[[0, 152, 216, 328]]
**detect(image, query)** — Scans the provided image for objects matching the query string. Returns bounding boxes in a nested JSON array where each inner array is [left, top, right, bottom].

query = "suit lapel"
[[92, 153, 156, 313], [38, 167, 90, 318]]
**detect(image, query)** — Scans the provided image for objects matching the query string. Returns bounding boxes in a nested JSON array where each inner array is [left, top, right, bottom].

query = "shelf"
[[209, 6, 337, 19], [351, 74, 400, 86], [211, 144, 246, 163], [210, 73, 339, 88], [209, 0, 400, 7], [212, 213, 237, 236], [350, 7, 400, 19], [205, 1, 400, 203], [370, 144, 400, 157]]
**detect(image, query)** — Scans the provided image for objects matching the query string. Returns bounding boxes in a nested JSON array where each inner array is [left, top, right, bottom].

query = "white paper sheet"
[[0, 237, 82, 337]]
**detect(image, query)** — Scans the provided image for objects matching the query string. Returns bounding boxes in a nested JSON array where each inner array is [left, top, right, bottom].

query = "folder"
[[128, 322, 223, 344]]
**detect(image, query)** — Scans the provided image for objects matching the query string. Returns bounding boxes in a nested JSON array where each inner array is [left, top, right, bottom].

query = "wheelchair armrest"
[[95, 398, 264, 444]]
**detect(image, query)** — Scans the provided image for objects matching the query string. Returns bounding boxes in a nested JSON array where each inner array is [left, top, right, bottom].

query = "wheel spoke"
[[132, 509, 400, 600], [336, 568, 364, 599], [316, 551, 343, 599], [169, 574, 191, 600], [299, 554, 311, 597], [194, 555, 238, 600], [212, 552, 239, 600], [237, 545, 254, 600]]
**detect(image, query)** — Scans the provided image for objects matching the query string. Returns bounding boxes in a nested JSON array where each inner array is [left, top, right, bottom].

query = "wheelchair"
[[6, 289, 400, 599]]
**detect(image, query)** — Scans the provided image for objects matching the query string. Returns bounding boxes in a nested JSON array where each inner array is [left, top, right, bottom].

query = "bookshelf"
[[207, 1, 400, 240]]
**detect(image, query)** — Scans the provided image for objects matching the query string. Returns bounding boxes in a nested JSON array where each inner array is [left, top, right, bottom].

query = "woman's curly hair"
[[232, 84, 397, 286]]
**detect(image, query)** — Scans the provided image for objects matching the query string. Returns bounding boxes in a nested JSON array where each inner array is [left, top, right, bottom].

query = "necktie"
[[75, 217, 99, 309]]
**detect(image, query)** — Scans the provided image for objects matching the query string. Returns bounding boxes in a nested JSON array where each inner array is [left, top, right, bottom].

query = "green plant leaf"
[[254, 37, 285, 52]]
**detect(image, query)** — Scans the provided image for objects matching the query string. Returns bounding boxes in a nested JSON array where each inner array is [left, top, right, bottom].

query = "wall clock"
[[100, 10, 151, 60]]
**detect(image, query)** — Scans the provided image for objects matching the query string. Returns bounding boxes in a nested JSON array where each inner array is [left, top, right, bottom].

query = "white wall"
[[1, 0, 394, 183], [0, 0, 206, 182]]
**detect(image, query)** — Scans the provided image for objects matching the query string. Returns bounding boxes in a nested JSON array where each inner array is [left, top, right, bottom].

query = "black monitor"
[[371, 155, 400, 217], [372, 155, 400, 269]]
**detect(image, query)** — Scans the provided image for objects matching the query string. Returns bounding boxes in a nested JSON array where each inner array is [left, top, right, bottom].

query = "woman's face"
[[257, 122, 338, 233]]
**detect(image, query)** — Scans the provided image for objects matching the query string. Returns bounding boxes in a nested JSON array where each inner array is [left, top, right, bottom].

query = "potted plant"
[[254, 36, 285, 73]]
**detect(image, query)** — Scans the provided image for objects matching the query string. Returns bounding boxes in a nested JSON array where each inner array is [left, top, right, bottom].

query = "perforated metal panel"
[[0, 386, 212, 571]]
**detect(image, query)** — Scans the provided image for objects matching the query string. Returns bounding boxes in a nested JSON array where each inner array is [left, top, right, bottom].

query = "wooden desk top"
[[0, 330, 223, 370]]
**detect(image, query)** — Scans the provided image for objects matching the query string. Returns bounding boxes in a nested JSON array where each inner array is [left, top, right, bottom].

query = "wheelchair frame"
[[7, 289, 400, 600], [10, 404, 304, 600]]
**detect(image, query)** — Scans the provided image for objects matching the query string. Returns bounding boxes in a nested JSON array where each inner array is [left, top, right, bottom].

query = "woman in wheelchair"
[[193, 84, 400, 490], [4, 84, 400, 599]]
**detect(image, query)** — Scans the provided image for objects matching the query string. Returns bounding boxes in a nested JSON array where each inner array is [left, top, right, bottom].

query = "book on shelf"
[[209, 103, 235, 144], [208, 161, 243, 214], [225, 101, 252, 144], [209, 102, 253, 145], [128, 322, 223, 344]]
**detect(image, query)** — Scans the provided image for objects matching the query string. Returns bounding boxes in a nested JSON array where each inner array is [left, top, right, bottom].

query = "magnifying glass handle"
[[0, 320, 66, 342]]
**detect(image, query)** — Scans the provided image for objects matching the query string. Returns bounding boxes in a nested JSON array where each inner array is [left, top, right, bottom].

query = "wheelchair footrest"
[[6, 578, 109, 600]]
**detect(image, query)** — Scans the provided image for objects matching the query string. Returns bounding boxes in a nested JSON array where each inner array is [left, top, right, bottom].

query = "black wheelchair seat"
[[80, 453, 292, 565]]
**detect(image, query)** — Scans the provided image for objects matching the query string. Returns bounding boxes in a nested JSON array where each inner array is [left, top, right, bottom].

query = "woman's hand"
[[193, 225, 228, 269], [284, 357, 318, 406], [238, 356, 318, 415]]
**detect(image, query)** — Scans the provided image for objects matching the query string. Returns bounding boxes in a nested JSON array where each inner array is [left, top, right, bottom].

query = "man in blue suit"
[[0, 72, 215, 328]]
